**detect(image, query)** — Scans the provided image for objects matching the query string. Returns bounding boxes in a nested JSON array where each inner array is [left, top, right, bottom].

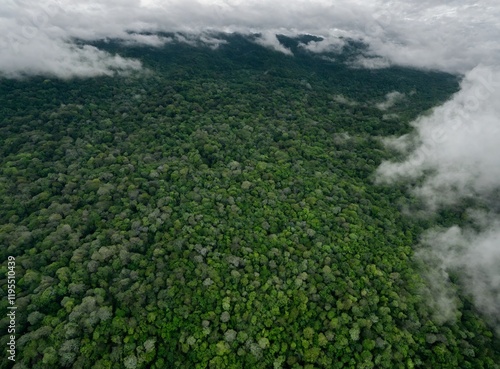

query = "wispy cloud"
[[253, 31, 293, 55], [376, 91, 406, 110], [349, 56, 391, 70], [333, 94, 358, 106], [377, 65, 500, 330], [417, 213, 500, 333], [377, 66, 500, 209], [1, 0, 499, 77]]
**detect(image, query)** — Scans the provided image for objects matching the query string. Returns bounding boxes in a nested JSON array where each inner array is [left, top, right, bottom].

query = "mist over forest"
[[1, 1, 499, 368]]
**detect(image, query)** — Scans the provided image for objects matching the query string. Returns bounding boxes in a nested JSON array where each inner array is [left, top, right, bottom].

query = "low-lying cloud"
[[349, 56, 392, 70], [377, 66, 500, 331], [1, 0, 500, 78], [254, 31, 293, 56], [0, 39, 142, 79], [376, 91, 406, 111], [377, 66, 500, 209], [418, 213, 500, 333]]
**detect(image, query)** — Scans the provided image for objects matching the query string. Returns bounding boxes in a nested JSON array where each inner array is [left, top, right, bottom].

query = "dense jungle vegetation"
[[0, 34, 498, 368]]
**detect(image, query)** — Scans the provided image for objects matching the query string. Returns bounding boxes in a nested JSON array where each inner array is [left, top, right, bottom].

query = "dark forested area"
[[0, 34, 498, 368]]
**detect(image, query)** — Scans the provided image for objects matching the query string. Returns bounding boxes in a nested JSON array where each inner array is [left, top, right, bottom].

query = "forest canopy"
[[0, 34, 498, 369]]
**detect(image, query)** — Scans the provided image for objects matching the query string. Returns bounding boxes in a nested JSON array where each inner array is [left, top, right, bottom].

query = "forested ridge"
[[0, 34, 498, 368]]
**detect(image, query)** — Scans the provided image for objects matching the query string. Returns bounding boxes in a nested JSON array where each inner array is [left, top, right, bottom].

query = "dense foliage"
[[1, 34, 498, 368]]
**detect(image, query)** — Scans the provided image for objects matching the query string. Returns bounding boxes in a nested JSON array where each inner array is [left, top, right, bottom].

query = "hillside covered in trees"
[[1, 34, 498, 368]]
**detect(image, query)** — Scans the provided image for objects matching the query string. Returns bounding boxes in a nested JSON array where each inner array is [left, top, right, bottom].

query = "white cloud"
[[1, 0, 500, 77], [0, 1, 144, 78], [349, 56, 391, 70], [377, 65, 500, 208], [376, 91, 406, 110], [360, 1, 500, 73], [0, 36, 142, 79], [253, 31, 293, 55], [299, 34, 346, 54], [173, 33, 227, 49], [333, 94, 358, 106], [418, 214, 500, 333], [120, 34, 173, 47], [377, 66, 500, 330]]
